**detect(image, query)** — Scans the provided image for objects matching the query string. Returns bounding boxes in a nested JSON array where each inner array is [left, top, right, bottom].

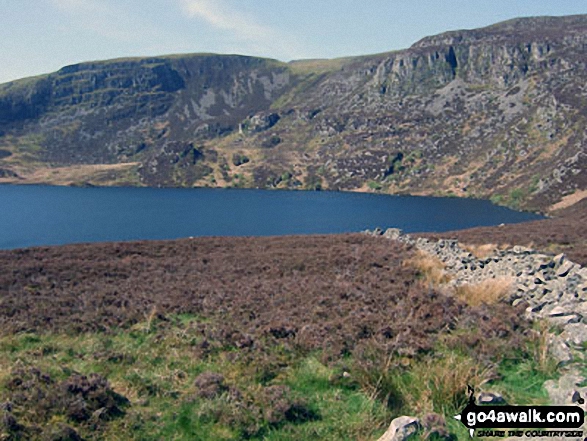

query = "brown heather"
[[0, 232, 560, 439], [0, 234, 527, 363]]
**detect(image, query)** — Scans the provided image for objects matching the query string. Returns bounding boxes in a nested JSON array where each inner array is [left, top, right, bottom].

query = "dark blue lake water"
[[0, 185, 544, 249]]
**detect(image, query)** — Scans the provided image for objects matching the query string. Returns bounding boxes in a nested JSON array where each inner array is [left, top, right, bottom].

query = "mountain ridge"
[[1, 14, 586, 211]]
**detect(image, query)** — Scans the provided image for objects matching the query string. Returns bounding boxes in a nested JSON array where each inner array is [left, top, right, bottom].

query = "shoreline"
[[0, 184, 546, 252], [0, 178, 552, 215]]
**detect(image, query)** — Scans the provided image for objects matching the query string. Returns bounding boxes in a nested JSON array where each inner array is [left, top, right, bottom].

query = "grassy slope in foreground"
[[0, 229, 575, 440]]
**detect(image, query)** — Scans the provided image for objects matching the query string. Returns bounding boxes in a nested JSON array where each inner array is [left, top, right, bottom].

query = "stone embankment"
[[366, 227, 587, 441], [366, 228, 587, 350]]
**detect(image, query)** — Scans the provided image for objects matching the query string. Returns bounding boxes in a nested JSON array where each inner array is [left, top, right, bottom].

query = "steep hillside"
[[0, 55, 293, 186], [1, 15, 586, 211]]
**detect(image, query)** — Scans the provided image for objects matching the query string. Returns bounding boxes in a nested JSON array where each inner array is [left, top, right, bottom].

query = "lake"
[[0, 185, 544, 249]]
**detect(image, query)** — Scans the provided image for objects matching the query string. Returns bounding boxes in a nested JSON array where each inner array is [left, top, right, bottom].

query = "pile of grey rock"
[[365, 227, 587, 362], [367, 227, 587, 441]]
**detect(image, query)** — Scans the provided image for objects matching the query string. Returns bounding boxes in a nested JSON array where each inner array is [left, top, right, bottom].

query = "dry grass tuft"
[[394, 353, 493, 416], [403, 250, 452, 287], [532, 321, 559, 376], [454, 277, 514, 307], [460, 242, 499, 259]]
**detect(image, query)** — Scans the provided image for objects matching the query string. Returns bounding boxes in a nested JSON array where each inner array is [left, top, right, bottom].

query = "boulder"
[[383, 228, 403, 240], [561, 323, 587, 347], [378, 416, 420, 441], [556, 261, 575, 277], [548, 306, 571, 317], [548, 335, 573, 366], [538, 288, 557, 302], [543, 371, 586, 405], [526, 282, 538, 292], [249, 112, 280, 132], [572, 302, 587, 316], [526, 302, 547, 315], [477, 392, 506, 405], [549, 314, 581, 327], [0, 168, 19, 178], [553, 253, 566, 267]]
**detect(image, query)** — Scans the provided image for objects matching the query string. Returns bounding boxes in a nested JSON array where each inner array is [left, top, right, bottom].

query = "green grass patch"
[[367, 180, 383, 191], [0, 313, 566, 440]]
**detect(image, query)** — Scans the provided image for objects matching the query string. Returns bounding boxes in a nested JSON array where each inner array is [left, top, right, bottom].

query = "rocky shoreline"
[[366, 228, 587, 441]]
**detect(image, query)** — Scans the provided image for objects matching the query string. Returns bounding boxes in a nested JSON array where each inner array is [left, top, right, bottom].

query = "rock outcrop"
[[378, 416, 420, 441]]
